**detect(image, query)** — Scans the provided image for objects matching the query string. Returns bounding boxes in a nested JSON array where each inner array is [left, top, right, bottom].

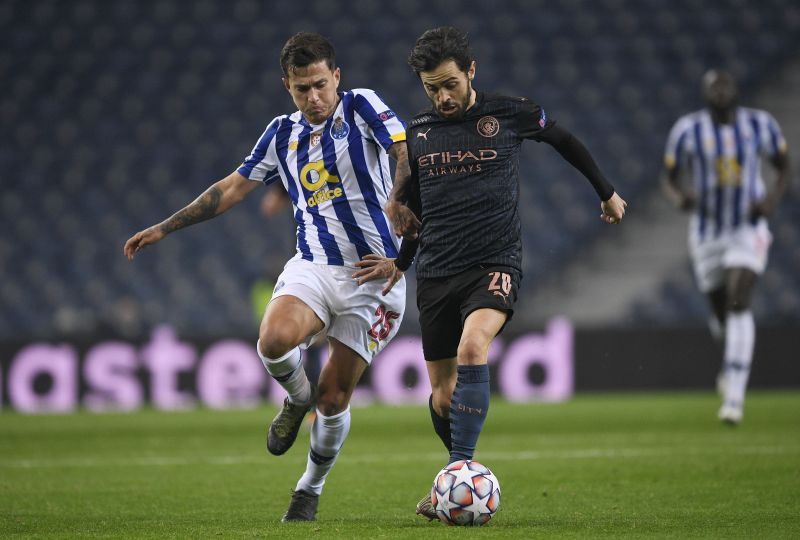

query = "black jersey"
[[406, 92, 554, 279]]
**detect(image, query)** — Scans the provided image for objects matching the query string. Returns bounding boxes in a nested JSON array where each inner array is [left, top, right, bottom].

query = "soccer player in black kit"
[[353, 27, 627, 520]]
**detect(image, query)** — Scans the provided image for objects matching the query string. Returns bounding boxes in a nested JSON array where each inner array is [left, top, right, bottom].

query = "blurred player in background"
[[353, 26, 627, 520], [662, 69, 790, 425], [124, 32, 410, 521]]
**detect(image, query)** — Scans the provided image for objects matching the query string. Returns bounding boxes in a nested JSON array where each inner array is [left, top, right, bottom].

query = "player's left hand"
[[748, 200, 772, 220], [259, 187, 291, 218], [353, 254, 403, 296], [600, 192, 627, 224]]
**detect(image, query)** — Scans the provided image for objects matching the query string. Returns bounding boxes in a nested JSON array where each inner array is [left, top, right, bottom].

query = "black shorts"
[[416, 265, 520, 361]]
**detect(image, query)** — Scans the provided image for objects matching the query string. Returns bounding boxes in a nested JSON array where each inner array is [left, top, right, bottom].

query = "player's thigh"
[[725, 267, 758, 311], [258, 259, 331, 357], [259, 295, 325, 357], [457, 265, 519, 346], [689, 237, 726, 294], [458, 308, 508, 365], [326, 274, 406, 365], [417, 277, 463, 361], [724, 224, 772, 274], [317, 337, 369, 415], [721, 226, 770, 311]]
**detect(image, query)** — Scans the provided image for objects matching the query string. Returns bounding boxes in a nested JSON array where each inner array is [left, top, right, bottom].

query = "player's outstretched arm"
[[386, 142, 422, 239], [123, 171, 260, 260], [538, 125, 627, 224], [353, 254, 404, 296]]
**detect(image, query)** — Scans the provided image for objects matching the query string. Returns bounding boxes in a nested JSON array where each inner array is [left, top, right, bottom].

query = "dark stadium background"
[[1, 0, 798, 411]]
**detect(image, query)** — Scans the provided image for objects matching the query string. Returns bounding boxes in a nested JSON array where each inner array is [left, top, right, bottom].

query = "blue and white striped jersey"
[[664, 107, 787, 240], [238, 89, 406, 266]]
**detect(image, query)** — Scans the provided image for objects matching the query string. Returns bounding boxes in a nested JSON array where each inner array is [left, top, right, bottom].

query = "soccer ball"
[[431, 460, 501, 526]]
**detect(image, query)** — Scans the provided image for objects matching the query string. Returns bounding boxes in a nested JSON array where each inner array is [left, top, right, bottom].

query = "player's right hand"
[[123, 226, 165, 260], [385, 200, 421, 240]]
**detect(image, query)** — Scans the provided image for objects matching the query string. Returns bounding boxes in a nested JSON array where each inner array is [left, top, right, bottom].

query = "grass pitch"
[[1, 391, 798, 539]]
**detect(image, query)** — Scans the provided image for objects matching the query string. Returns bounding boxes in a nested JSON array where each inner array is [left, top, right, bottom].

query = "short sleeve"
[[352, 89, 407, 151], [515, 99, 555, 141], [237, 117, 282, 185], [664, 117, 692, 171]]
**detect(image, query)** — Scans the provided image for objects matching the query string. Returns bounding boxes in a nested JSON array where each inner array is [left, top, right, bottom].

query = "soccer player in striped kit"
[[124, 32, 410, 521], [663, 69, 791, 425]]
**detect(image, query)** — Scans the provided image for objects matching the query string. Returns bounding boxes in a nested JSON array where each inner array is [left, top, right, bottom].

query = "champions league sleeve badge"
[[330, 116, 350, 140]]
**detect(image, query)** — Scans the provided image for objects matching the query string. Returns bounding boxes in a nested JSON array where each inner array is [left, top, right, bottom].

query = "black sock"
[[449, 364, 490, 463], [429, 394, 452, 452]]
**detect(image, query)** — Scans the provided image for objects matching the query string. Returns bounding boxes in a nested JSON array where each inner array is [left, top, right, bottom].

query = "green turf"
[[1, 391, 798, 538]]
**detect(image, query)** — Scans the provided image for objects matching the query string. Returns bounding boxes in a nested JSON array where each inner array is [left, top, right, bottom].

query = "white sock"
[[722, 311, 755, 407], [295, 407, 351, 496], [257, 341, 312, 405]]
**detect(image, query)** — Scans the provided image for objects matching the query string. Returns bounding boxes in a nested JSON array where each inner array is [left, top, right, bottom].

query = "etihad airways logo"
[[417, 149, 498, 177]]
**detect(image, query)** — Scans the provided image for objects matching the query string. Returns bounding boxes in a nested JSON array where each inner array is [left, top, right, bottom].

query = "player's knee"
[[727, 295, 750, 313], [316, 384, 349, 416], [258, 324, 300, 359], [457, 337, 488, 365]]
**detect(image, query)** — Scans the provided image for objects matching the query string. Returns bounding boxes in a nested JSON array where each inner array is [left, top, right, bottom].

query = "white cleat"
[[718, 403, 743, 426]]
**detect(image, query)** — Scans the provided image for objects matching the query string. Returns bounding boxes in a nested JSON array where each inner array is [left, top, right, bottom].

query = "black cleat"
[[282, 489, 319, 522], [267, 386, 315, 456], [415, 492, 437, 521]]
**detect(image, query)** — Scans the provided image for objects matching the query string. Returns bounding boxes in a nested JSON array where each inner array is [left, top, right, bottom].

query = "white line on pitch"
[[0, 445, 797, 469]]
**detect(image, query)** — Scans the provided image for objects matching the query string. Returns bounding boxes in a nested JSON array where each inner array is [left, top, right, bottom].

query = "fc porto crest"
[[477, 115, 500, 137], [330, 116, 350, 140]]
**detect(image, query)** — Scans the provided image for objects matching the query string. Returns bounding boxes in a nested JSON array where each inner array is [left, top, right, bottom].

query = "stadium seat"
[[2, 0, 799, 337]]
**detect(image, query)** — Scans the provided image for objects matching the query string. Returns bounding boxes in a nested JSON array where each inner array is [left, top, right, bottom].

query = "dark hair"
[[280, 32, 336, 77], [408, 26, 474, 75]]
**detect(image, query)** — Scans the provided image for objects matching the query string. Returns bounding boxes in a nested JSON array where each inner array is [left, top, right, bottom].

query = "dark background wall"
[[2, 0, 799, 340]]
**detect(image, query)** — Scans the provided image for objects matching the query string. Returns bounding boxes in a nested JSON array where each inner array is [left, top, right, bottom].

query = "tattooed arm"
[[123, 171, 260, 260], [386, 142, 421, 240]]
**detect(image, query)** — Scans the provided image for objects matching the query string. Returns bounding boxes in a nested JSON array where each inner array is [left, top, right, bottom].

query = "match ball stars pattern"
[[431, 460, 501, 526]]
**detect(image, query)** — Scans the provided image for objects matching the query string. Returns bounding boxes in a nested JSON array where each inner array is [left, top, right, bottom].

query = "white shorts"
[[269, 256, 406, 364], [689, 223, 772, 293]]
